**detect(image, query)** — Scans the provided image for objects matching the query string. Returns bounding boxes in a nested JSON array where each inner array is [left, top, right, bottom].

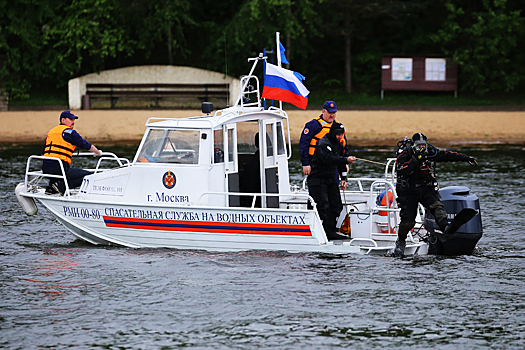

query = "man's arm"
[[396, 148, 418, 176], [63, 129, 101, 154], [317, 142, 352, 168], [299, 120, 320, 175], [435, 149, 476, 165]]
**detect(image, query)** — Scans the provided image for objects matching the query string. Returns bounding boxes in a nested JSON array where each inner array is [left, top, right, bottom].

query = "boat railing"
[[234, 54, 266, 108], [368, 179, 400, 235], [24, 152, 124, 198], [25, 155, 70, 197], [196, 191, 316, 210], [73, 152, 130, 172], [385, 158, 397, 182], [341, 179, 409, 247], [302, 176, 392, 193]]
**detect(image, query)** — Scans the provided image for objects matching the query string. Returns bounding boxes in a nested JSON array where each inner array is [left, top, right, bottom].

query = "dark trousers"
[[308, 176, 343, 234], [42, 160, 92, 192], [396, 185, 448, 241]]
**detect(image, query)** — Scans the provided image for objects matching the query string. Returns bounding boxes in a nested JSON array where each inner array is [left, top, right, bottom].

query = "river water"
[[1, 144, 524, 349]]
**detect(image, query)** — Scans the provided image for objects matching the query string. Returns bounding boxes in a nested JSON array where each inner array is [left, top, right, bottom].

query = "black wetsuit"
[[395, 144, 471, 242], [308, 131, 349, 238]]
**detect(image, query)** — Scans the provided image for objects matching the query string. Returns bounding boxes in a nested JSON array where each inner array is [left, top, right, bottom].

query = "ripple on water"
[[1, 146, 525, 349]]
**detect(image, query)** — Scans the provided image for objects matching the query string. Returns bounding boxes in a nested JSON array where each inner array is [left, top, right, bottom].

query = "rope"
[[355, 157, 388, 166], [1, 208, 14, 226]]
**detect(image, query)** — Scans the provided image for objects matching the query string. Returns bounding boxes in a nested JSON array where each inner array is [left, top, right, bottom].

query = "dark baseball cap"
[[331, 122, 345, 135], [60, 110, 78, 120], [323, 101, 337, 113]]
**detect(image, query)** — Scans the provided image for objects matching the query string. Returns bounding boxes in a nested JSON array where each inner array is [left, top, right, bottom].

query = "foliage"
[[433, 0, 525, 95], [0, 0, 524, 101]]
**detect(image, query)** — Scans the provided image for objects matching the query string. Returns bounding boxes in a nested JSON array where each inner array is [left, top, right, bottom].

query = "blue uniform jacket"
[[299, 116, 348, 167]]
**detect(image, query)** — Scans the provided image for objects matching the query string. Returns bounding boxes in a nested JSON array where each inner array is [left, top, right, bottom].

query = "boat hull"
[[30, 193, 427, 255]]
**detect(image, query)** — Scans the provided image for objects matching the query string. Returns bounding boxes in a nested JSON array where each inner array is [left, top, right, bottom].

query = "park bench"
[[84, 83, 230, 108]]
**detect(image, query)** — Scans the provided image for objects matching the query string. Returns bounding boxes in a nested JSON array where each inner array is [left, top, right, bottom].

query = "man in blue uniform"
[[308, 122, 356, 240], [299, 101, 347, 176], [42, 111, 101, 194], [393, 132, 477, 256]]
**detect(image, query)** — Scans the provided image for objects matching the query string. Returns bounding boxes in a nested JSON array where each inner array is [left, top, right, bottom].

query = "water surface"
[[1, 144, 524, 349]]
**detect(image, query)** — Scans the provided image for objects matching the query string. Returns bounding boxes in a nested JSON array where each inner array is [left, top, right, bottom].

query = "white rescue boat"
[[18, 55, 483, 256]]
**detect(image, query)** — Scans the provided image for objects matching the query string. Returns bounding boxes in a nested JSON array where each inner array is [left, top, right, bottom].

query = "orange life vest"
[[308, 116, 347, 155], [42, 125, 76, 164]]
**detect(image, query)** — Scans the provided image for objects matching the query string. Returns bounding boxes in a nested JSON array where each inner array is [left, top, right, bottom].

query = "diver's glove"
[[467, 156, 477, 166]]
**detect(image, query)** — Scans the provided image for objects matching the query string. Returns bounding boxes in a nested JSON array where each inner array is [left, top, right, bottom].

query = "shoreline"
[[1, 109, 524, 148]]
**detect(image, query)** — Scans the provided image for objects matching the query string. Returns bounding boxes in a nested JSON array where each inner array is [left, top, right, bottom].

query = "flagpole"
[[276, 32, 283, 110], [276, 32, 281, 67]]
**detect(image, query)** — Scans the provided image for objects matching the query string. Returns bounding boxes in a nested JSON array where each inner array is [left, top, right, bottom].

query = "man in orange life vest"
[[299, 101, 347, 176], [41, 111, 101, 194]]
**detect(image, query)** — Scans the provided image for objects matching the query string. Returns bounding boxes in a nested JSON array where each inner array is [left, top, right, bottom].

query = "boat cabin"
[[78, 71, 294, 210]]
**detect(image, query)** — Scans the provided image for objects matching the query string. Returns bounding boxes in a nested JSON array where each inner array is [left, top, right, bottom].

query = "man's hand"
[[302, 165, 311, 175], [90, 145, 102, 155], [467, 156, 477, 166], [347, 156, 356, 164], [341, 180, 347, 191]]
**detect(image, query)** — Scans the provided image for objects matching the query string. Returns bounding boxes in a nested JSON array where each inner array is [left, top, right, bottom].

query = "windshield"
[[137, 129, 200, 164]]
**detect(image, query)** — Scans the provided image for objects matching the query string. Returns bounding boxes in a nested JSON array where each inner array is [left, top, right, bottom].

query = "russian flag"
[[262, 63, 309, 110]]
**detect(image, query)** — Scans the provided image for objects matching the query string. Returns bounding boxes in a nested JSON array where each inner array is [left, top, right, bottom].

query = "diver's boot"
[[393, 239, 406, 257], [442, 225, 452, 240], [392, 222, 412, 257]]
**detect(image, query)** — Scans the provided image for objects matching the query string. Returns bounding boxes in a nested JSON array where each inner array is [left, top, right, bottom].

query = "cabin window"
[[227, 128, 234, 163], [265, 124, 274, 156], [137, 129, 200, 164], [276, 122, 285, 155], [237, 121, 258, 153], [213, 129, 224, 163]]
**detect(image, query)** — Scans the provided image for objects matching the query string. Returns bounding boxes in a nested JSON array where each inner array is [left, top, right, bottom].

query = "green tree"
[[123, 0, 194, 65], [200, 0, 322, 79], [0, 0, 131, 98], [319, 0, 434, 93], [434, 0, 525, 95], [0, 0, 57, 98], [45, 0, 127, 76]]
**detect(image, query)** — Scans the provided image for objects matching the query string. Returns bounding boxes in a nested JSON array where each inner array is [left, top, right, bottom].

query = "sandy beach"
[[1, 109, 524, 147]]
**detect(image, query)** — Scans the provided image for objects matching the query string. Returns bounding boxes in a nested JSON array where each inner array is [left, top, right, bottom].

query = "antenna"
[[224, 31, 229, 106], [224, 32, 228, 77]]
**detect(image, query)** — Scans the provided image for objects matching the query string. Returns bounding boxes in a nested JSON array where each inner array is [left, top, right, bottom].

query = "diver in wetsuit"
[[394, 133, 478, 257]]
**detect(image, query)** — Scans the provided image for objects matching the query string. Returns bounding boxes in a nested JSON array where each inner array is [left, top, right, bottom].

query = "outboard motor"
[[424, 186, 483, 256]]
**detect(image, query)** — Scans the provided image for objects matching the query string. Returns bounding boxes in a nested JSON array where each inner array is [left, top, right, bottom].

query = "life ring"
[[376, 188, 395, 234], [377, 189, 394, 216]]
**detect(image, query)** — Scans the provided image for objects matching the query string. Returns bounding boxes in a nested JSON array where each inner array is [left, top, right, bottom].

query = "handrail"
[[385, 158, 397, 179], [92, 152, 130, 171], [25, 152, 126, 198], [369, 180, 398, 235], [302, 176, 389, 192], [195, 191, 316, 209], [348, 238, 378, 247], [25, 156, 71, 198]]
